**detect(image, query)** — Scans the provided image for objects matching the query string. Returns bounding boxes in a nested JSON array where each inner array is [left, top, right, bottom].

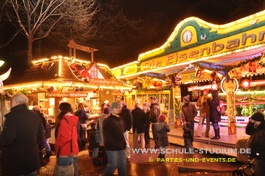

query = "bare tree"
[[2, 0, 97, 66]]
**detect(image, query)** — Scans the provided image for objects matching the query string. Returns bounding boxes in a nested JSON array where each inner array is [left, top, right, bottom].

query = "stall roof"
[[4, 56, 131, 90]]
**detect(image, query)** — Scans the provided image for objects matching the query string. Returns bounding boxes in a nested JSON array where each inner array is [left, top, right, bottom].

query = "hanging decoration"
[[228, 69, 242, 79], [195, 67, 204, 78], [210, 71, 221, 82], [248, 62, 257, 73], [174, 74, 182, 83], [70, 63, 92, 81], [193, 54, 263, 76]]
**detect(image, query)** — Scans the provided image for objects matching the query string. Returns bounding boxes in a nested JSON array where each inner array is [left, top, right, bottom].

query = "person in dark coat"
[[156, 114, 170, 160], [88, 123, 100, 165], [246, 112, 265, 176], [207, 90, 221, 139], [32, 105, 52, 159], [75, 103, 88, 150], [103, 102, 127, 176], [132, 103, 146, 149], [143, 102, 151, 148], [181, 95, 198, 140], [0, 93, 44, 176], [149, 96, 161, 149], [196, 90, 210, 137], [183, 122, 193, 150], [120, 101, 133, 162]]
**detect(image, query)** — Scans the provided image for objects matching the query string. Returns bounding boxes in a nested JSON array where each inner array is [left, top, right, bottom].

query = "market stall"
[[4, 56, 132, 123], [111, 10, 265, 134]]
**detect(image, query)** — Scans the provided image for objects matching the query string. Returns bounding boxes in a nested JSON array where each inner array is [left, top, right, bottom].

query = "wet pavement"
[[39, 133, 240, 176]]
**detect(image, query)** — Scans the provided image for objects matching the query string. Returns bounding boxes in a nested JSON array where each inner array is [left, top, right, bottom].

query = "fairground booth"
[[111, 10, 265, 134], [3, 55, 131, 123]]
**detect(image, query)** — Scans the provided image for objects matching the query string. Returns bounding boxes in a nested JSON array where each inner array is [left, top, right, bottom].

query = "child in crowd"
[[183, 122, 193, 150], [156, 114, 170, 160], [88, 123, 100, 165]]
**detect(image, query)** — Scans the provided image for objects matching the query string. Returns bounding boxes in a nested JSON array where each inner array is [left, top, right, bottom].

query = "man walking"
[[119, 101, 133, 162], [0, 93, 44, 176], [182, 95, 198, 140], [103, 102, 127, 176]]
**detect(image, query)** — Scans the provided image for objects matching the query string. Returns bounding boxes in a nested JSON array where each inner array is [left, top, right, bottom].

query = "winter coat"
[[246, 121, 265, 159], [156, 122, 170, 147], [183, 127, 193, 140], [150, 103, 161, 123], [120, 105, 133, 131], [88, 129, 100, 149], [103, 114, 126, 151], [75, 108, 88, 124], [144, 111, 150, 129], [181, 103, 198, 123], [207, 97, 221, 122], [0, 104, 44, 176], [55, 113, 79, 156], [132, 107, 146, 133], [36, 112, 51, 138], [96, 114, 109, 146], [196, 95, 210, 117]]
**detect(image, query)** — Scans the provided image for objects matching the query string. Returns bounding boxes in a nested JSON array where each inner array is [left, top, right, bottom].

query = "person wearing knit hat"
[[159, 114, 166, 122], [182, 94, 198, 142], [183, 95, 190, 103], [110, 102, 120, 110], [150, 96, 161, 149], [246, 112, 265, 176], [155, 114, 170, 161], [250, 112, 265, 123], [103, 102, 126, 176]]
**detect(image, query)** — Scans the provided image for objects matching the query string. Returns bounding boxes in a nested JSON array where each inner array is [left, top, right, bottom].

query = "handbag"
[[54, 118, 75, 176], [54, 161, 74, 176], [232, 158, 255, 176]]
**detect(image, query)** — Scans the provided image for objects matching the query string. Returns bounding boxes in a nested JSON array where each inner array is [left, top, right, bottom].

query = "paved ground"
[[39, 132, 241, 176]]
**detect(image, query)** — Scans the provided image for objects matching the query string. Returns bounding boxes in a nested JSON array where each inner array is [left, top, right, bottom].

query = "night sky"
[[0, 0, 264, 78]]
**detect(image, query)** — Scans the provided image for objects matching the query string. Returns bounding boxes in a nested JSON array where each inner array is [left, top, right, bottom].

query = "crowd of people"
[[0, 91, 264, 176]]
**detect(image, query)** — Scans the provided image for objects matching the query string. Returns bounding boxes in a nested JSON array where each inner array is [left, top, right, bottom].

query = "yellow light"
[[32, 58, 49, 64], [51, 56, 58, 60], [4, 82, 42, 90], [111, 61, 139, 71], [58, 57, 62, 77], [97, 63, 110, 69]]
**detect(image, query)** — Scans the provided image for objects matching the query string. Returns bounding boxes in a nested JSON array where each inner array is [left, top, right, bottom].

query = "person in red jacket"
[[55, 102, 79, 176]]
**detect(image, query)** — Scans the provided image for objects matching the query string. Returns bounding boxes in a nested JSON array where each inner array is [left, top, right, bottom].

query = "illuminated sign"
[[140, 28, 265, 71], [46, 92, 88, 97], [111, 10, 265, 78]]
